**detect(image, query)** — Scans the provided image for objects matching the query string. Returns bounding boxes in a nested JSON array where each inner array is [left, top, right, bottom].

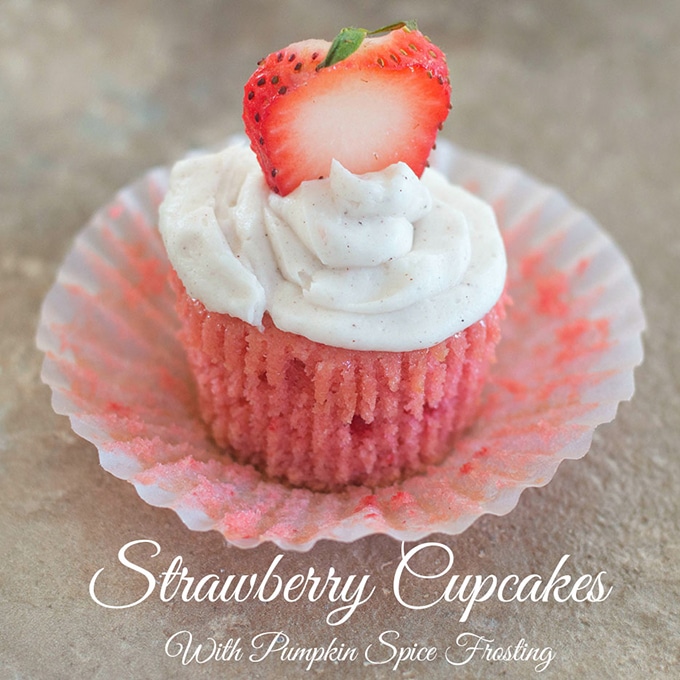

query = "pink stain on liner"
[[37, 142, 645, 550]]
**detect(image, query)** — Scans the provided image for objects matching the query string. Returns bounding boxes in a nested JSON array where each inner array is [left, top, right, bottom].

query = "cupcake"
[[159, 22, 507, 492]]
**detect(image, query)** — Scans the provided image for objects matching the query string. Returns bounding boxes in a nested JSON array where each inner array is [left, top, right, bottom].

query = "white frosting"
[[159, 144, 506, 351]]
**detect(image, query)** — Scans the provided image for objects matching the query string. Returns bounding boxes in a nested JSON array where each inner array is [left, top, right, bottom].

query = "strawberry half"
[[242, 21, 451, 196]]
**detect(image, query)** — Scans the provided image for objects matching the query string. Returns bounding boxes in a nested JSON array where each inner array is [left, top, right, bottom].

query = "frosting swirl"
[[159, 144, 506, 351]]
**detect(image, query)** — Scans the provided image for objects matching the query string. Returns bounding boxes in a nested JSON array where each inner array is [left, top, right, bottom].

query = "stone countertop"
[[1, 1, 678, 678]]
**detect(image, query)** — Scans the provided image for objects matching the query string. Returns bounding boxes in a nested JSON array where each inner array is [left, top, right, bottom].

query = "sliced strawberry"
[[243, 22, 451, 196]]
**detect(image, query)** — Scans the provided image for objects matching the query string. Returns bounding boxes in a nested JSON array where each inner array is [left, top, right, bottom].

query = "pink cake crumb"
[[171, 273, 506, 492]]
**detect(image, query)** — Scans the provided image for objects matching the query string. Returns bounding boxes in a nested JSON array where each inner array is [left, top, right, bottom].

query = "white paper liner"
[[37, 140, 645, 551]]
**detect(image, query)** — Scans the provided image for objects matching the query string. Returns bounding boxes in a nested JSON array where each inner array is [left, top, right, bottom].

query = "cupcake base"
[[173, 274, 505, 491]]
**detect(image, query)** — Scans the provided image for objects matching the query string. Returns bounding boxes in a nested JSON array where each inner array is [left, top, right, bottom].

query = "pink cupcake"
[[159, 22, 507, 491]]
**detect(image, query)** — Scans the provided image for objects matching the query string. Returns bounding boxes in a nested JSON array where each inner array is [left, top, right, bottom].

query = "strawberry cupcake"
[[159, 22, 507, 491]]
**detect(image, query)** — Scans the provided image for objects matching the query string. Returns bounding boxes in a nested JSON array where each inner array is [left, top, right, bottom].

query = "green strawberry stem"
[[318, 20, 418, 70]]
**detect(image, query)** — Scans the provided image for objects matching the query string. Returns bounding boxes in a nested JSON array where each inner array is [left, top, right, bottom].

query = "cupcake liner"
[[37, 140, 645, 551]]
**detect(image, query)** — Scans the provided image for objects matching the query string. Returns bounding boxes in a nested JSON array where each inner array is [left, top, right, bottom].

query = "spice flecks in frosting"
[[159, 144, 506, 351]]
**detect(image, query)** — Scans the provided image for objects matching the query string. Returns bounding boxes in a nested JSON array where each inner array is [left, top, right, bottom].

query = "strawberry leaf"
[[318, 27, 368, 70], [317, 21, 418, 70], [366, 20, 418, 35]]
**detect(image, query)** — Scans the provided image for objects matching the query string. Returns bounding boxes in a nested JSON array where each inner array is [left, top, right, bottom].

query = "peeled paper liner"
[[37, 141, 645, 551]]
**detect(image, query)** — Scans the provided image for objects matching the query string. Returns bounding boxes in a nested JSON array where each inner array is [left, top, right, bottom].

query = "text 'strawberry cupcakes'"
[[159, 22, 507, 491]]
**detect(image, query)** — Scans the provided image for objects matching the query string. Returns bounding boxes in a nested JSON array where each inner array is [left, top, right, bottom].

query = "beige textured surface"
[[1, 1, 678, 678]]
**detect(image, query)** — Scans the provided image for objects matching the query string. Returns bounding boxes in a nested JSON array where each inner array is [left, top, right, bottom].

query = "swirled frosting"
[[159, 144, 506, 351]]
